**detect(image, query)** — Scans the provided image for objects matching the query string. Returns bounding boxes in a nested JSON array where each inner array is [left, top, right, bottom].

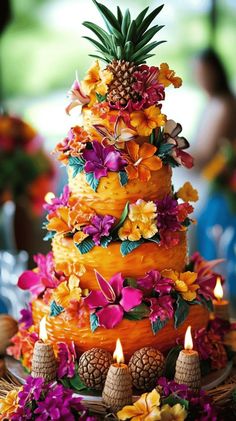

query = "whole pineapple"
[[83, 0, 165, 107]]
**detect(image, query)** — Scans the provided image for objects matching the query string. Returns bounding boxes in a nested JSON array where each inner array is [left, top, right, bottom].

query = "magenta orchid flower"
[[164, 119, 194, 169], [83, 140, 127, 179], [93, 116, 137, 149], [44, 185, 70, 214], [57, 341, 77, 379], [18, 252, 59, 297], [84, 271, 143, 329], [148, 295, 174, 322], [137, 270, 174, 296], [83, 214, 115, 245], [65, 77, 90, 115], [191, 252, 224, 300]]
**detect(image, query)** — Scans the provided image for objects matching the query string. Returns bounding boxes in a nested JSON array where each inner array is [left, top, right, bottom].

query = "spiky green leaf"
[[83, 36, 111, 54], [136, 25, 164, 50], [83, 21, 111, 46], [122, 9, 131, 36], [117, 6, 123, 26], [139, 4, 164, 37], [125, 20, 137, 43], [132, 41, 163, 60], [92, 0, 121, 31], [135, 7, 149, 28]]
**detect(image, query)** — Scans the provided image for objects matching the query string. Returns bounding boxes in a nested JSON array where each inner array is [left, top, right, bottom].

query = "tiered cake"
[[17, 1, 211, 363]]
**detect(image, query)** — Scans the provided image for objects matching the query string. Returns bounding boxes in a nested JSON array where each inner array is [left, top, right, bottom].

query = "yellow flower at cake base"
[[139, 221, 158, 239], [177, 182, 199, 203], [0, 389, 20, 420], [117, 389, 161, 420], [53, 274, 82, 307], [130, 105, 166, 136], [162, 269, 199, 301], [129, 199, 157, 223], [160, 404, 187, 421], [118, 219, 142, 241], [125, 141, 162, 182], [158, 63, 182, 88], [82, 60, 113, 96]]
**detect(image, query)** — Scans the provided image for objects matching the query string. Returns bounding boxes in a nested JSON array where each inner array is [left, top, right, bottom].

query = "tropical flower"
[[44, 185, 70, 214], [54, 126, 90, 163], [18, 252, 59, 297], [137, 270, 174, 296], [158, 63, 182, 88], [83, 140, 127, 179], [52, 274, 83, 307], [64, 299, 89, 328], [155, 195, 181, 232], [18, 305, 33, 329], [83, 214, 115, 245], [133, 65, 165, 108], [164, 120, 193, 169], [84, 272, 143, 329], [177, 182, 199, 203], [55, 260, 85, 278], [149, 296, 174, 322], [65, 77, 90, 115], [118, 219, 142, 241], [57, 341, 77, 379], [0, 389, 20, 420], [93, 116, 137, 149], [177, 203, 194, 223], [82, 60, 113, 96], [125, 141, 162, 182], [129, 199, 157, 223], [130, 105, 166, 136], [117, 388, 161, 420], [160, 404, 187, 421], [7, 328, 39, 370], [162, 270, 199, 301], [194, 328, 228, 370]]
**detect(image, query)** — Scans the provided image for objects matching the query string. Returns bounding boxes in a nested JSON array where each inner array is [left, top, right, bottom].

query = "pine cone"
[[78, 348, 112, 390], [128, 347, 165, 391]]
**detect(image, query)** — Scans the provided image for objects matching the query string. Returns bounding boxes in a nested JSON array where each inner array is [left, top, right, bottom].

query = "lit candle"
[[102, 339, 132, 412], [174, 326, 201, 392], [31, 317, 57, 382], [213, 277, 229, 321]]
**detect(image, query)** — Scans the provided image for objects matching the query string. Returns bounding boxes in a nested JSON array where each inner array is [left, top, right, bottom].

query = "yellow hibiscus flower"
[[162, 269, 199, 301], [117, 389, 161, 421], [139, 222, 158, 239], [52, 274, 83, 307], [160, 404, 187, 421], [130, 105, 166, 137], [0, 389, 20, 420], [177, 182, 199, 203], [55, 260, 85, 278], [158, 63, 182, 88], [118, 219, 142, 241], [129, 199, 157, 224], [82, 60, 113, 96]]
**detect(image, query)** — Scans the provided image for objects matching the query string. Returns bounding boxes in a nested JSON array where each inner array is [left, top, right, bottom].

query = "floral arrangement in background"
[[0, 113, 55, 215], [43, 182, 198, 255]]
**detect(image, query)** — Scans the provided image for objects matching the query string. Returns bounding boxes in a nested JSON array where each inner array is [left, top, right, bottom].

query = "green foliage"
[[152, 317, 168, 335], [164, 345, 182, 379], [83, 1, 165, 64], [68, 156, 85, 177], [76, 236, 95, 254], [85, 172, 99, 191], [119, 171, 128, 186], [50, 300, 64, 317], [120, 239, 144, 256], [90, 313, 99, 332], [174, 294, 189, 328], [125, 303, 150, 320]]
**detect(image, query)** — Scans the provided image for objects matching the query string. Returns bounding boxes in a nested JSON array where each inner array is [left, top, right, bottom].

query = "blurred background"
[[1, 0, 236, 315]]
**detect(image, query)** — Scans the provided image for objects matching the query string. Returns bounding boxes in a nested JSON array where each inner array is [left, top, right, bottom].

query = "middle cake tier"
[[52, 232, 187, 290]]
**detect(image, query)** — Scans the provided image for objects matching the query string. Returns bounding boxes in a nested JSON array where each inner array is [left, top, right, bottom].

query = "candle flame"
[[214, 277, 223, 300], [39, 316, 48, 342], [44, 192, 55, 204], [184, 326, 193, 350], [113, 338, 124, 364]]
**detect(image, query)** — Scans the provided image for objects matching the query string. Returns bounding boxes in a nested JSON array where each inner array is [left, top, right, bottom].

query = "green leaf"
[[69, 156, 85, 177], [120, 239, 144, 256], [76, 237, 95, 254], [162, 395, 189, 410], [135, 7, 149, 29], [100, 235, 112, 248], [43, 231, 56, 241], [111, 201, 129, 234], [182, 217, 192, 227], [69, 374, 87, 392], [157, 143, 174, 156], [174, 295, 189, 328], [89, 54, 109, 63], [152, 317, 168, 335], [125, 303, 150, 321], [125, 20, 137, 43], [139, 4, 164, 37], [90, 313, 99, 332], [132, 41, 163, 61], [50, 300, 64, 317], [83, 36, 111, 54], [164, 345, 182, 379], [122, 9, 131, 36], [136, 25, 164, 50], [199, 295, 214, 312], [125, 277, 137, 288], [117, 6, 123, 26], [119, 171, 128, 187], [92, 0, 121, 32], [96, 93, 107, 103], [85, 172, 99, 191], [148, 234, 161, 244], [83, 21, 111, 47]]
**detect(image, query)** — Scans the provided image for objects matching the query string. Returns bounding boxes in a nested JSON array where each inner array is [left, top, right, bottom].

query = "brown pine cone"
[[128, 347, 165, 391], [78, 348, 112, 390]]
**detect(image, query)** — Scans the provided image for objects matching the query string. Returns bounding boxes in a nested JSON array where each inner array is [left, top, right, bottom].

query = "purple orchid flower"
[[137, 270, 174, 296], [44, 185, 70, 214], [18, 252, 58, 297], [83, 214, 115, 245], [84, 271, 143, 329], [83, 141, 127, 180], [19, 305, 33, 329], [18, 376, 45, 407], [155, 195, 181, 232], [148, 295, 174, 322], [65, 78, 90, 115], [57, 341, 77, 379]]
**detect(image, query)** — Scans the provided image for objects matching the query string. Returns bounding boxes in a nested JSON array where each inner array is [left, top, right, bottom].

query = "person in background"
[[193, 48, 236, 310]]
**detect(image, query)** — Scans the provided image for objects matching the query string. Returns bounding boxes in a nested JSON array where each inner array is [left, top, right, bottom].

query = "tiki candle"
[[174, 326, 201, 392], [31, 316, 57, 381], [213, 277, 229, 321], [102, 338, 132, 412]]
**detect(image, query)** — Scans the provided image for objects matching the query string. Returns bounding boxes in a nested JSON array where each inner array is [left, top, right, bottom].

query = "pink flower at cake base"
[[148, 296, 174, 322], [57, 341, 77, 379], [83, 214, 115, 245], [83, 141, 127, 179], [137, 270, 174, 296], [84, 272, 143, 329], [65, 78, 90, 115]]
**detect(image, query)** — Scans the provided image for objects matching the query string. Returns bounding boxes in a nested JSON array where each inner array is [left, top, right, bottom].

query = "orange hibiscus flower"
[[158, 63, 182, 88], [125, 141, 162, 182], [130, 105, 166, 137]]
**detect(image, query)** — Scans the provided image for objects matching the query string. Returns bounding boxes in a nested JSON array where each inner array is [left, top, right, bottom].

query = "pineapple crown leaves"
[[83, 0, 166, 65]]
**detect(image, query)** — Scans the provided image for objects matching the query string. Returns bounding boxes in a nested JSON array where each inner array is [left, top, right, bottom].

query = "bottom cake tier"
[[32, 299, 209, 359]]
